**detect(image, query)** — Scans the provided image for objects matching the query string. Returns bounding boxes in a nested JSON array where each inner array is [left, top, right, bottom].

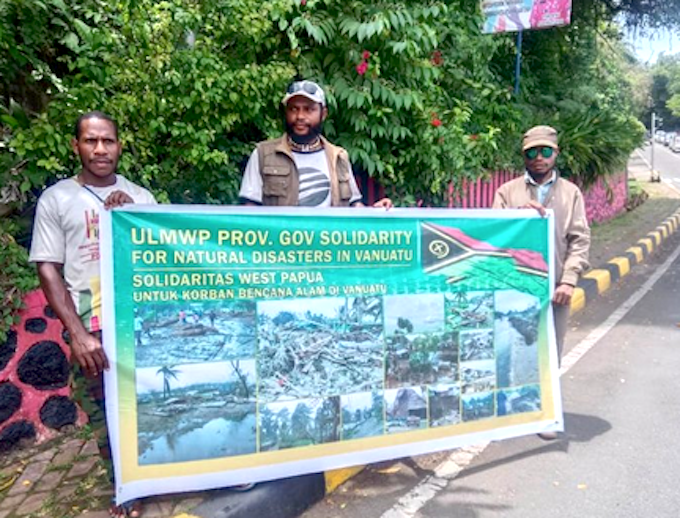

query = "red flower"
[[431, 117, 442, 127], [431, 50, 443, 66], [362, 50, 371, 60], [356, 61, 368, 75], [470, 134, 479, 140], [300, 0, 307, 5]]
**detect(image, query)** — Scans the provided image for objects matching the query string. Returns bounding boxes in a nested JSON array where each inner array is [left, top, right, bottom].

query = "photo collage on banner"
[[133, 289, 542, 465], [134, 301, 258, 465]]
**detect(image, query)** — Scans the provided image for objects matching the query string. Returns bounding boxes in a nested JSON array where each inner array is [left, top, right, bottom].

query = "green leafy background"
[[1, 0, 661, 336]]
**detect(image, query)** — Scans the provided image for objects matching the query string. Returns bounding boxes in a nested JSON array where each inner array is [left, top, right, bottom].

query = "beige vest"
[[256, 135, 353, 206]]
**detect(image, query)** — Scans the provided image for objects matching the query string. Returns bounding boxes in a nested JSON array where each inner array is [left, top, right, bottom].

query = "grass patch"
[[72, 470, 110, 510], [46, 462, 73, 473], [74, 424, 94, 442], [628, 178, 644, 197], [27, 492, 61, 518], [26, 468, 111, 518]]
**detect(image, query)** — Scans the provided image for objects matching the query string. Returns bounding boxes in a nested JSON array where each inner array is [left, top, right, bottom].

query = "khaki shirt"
[[492, 175, 590, 286]]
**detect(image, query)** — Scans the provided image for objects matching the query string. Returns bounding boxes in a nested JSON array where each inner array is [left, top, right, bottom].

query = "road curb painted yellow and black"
[[186, 210, 680, 518], [571, 209, 680, 314]]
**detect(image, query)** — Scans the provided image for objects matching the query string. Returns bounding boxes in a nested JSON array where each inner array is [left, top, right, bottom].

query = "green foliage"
[[0, 0, 524, 205], [668, 95, 680, 118], [2, 0, 297, 203], [493, 11, 646, 184], [642, 54, 680, 130], [596, 0, 680, 29], [556, 108, 645, 184], [0, 219, 39, 342], [255, 0, 504, 201], [0, 0, 653, 352], [651, 55, 680, 124], [1, 0, 647, 206]]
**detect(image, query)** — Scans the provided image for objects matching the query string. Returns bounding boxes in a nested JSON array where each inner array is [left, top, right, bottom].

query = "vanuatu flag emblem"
[[421, 222, 549, 297]]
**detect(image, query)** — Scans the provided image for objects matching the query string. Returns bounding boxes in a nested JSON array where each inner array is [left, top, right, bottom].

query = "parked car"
[[670, 133, 680, 153], [664, 132, 676, 146], [655, 130, 666, 143]]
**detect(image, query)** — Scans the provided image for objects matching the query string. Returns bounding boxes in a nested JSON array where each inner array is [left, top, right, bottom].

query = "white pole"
[[651, 113, 657, 182]]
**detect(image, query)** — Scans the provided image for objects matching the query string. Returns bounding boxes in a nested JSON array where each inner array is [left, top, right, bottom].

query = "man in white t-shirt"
[[239, 79, 392, 209], [237, 80, 391, 493], [30, 111, 155, 518]]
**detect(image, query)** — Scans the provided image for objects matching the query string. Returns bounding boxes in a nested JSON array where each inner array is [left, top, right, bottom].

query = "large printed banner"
[[481, 0, 572, 34], [101, 207, 561, 503]]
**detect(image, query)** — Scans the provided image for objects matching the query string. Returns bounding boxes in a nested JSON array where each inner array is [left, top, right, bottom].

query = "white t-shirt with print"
[[239, 148, 363, 207], [29, 175, 156, 332]]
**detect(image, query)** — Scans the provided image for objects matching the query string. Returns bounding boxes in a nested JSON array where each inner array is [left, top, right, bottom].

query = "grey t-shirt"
[[29, 175, 156, 331]]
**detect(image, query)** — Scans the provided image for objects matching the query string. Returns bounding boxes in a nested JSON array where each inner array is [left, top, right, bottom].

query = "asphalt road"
[[640, 142, 680, 192], [301, 230, 680, 518]]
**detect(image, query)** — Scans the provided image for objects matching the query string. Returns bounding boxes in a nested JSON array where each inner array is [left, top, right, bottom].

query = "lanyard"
[[74, 175, 109, 204], [82, 184, 107, 204]]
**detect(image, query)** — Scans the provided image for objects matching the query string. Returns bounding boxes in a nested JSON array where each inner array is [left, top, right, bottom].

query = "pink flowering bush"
[[581, 172, 628, 224]]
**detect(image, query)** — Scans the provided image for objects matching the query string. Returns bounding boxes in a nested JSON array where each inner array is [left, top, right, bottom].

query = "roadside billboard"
[[482, 0, 572, 34]]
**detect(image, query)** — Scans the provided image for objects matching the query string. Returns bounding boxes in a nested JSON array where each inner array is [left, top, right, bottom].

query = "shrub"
[[1, 0, 647, 205], [0, 219, 39, 342]]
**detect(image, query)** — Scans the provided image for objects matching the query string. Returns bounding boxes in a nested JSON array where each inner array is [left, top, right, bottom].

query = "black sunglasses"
[[524, 147, 555, 160]]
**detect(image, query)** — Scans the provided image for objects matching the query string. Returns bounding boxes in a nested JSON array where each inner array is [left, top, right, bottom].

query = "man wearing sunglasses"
[[239, 79, 391, 208], [493, 125, 590, 392]]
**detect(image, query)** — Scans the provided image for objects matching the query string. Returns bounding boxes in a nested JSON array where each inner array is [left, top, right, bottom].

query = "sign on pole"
[[101, 206, 561, 504], [482, 0, 572, 34]]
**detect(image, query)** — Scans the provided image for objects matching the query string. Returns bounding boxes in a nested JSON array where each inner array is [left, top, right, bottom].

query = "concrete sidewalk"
[[2, 166, 679, 518], [0, 437, 354, 518]]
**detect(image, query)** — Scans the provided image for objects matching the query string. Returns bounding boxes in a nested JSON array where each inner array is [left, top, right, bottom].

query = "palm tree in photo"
[[230, 360, 251, 399], [453, 291, 468, 307], [156, 365, 181, 399]]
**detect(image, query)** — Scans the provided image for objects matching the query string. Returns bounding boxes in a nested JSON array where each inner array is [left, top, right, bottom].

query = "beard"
[[285, 120, 324, 144], [526, 164, 553, 180]]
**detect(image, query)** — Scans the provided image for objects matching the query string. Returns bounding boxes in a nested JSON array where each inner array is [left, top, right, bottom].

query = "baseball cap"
[[522, 125, 559, 151], [282, 80, 326, 106]]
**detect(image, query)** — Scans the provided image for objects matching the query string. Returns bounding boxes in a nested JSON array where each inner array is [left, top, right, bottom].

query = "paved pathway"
[[0, 435, 203, 518]]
